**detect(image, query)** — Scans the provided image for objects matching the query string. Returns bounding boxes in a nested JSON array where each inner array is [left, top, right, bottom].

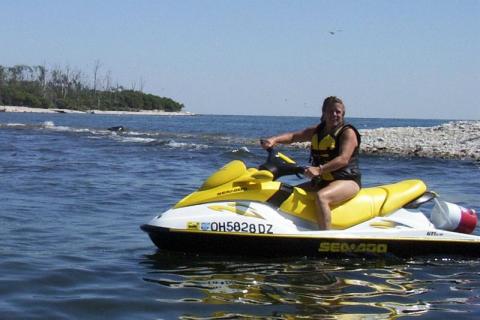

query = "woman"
[[260, 96, 361, 229]]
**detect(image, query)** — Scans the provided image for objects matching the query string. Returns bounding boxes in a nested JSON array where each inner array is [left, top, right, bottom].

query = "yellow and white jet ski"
[[141, 149, 479, 257]]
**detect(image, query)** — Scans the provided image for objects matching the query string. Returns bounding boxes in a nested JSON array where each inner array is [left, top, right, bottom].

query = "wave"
[[163, 140, 209, 150], [231, 146, 252, 155], [1, 120, 261, 151], [5, 123, 26, 127], [41, 121, 93, 133], [1, 121, 97, 134], [116, 137, 157, 144]]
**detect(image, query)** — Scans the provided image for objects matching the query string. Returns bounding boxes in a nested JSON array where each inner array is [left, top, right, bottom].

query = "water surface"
[[1, 113, 479, 319]]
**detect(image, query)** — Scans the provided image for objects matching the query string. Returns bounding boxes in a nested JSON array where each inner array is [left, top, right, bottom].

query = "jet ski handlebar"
[[258, 143, 305, 179]]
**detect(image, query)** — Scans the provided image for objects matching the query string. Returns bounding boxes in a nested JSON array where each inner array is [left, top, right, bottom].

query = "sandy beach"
[[0, 105, 195, 116]]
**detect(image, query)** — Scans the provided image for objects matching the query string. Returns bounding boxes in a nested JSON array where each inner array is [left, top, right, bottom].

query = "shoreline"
[[0, 105, 195, 116]]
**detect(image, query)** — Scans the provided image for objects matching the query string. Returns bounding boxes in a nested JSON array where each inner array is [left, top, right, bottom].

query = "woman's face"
[[323, 102, 345, 127]]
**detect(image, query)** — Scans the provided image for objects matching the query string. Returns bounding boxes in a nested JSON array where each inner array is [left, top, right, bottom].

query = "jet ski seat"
[[281, 179, 427, 229], [379, 179, 427, 215], [330, 179, 427, 229]]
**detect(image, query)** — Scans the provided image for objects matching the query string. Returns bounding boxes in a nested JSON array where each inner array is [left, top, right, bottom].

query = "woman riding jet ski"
[[141, 97, 479, 257], [261, 96, 361, 230]]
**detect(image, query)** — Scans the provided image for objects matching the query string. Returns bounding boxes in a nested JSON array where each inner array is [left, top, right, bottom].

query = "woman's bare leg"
[[315, 180, 360, 230]]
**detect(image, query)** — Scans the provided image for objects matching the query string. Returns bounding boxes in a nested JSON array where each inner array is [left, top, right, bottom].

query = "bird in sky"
[[329, 29, 343, 35]]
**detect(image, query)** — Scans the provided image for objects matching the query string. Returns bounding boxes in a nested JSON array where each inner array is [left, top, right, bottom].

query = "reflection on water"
[[141, 253, 480, 319]]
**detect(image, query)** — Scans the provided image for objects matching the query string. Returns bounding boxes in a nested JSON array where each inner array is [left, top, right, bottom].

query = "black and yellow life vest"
[[310, 123, 361, 185]]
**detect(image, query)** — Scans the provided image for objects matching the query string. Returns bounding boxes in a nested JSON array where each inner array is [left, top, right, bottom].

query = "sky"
[[1, 0, 479, 119]]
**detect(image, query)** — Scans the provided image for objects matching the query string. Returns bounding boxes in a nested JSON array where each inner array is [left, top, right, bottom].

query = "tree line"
[[0, 64, 184, 112]]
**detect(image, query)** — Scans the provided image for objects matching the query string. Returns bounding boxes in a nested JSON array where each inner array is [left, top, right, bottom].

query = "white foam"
[[39, 121, 95, 134], [126, 131, 143, 136], [232, 146, 251, 153], [119, 137, 156, 143], [42, 121, 55, 128], [166, 140, 209, 150], [5, 123, 26, 127]]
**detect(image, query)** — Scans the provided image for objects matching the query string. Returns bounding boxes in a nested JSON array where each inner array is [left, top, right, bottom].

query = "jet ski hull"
[[141, 224, 480, 258]]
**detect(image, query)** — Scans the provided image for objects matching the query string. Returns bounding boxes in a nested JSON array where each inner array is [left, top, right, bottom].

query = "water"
[[1, 113, 480, 319]]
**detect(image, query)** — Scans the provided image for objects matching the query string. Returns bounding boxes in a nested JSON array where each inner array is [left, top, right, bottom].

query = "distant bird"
[[329, 29, 343, 35]]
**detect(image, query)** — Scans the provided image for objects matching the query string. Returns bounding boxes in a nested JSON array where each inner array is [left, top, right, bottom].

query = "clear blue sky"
[[1, 0, 479, 119]]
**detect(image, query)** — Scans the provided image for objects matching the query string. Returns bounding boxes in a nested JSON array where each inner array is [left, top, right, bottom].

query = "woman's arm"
[[261, 126, 316, 149]]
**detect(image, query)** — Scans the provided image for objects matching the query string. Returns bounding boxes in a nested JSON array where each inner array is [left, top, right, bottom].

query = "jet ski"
[[141, 148, 479, 257]]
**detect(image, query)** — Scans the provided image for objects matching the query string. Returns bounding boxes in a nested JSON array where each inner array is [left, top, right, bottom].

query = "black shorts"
[[311, 176, 361, 189]]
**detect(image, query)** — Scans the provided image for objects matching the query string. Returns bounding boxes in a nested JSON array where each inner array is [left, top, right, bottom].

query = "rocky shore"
[[0, 105, 194, 116], [292, 121, 480, 162], [360, 121, 480, 161]]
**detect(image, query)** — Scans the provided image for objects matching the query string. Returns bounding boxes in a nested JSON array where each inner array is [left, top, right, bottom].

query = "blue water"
[[1, 113, 480, 319]]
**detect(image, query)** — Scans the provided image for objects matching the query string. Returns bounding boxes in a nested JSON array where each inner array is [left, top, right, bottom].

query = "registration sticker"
[[187, 222, 200, 230]]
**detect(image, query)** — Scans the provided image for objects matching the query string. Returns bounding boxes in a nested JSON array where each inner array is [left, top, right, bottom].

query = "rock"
[[107, 125, 127, 132]]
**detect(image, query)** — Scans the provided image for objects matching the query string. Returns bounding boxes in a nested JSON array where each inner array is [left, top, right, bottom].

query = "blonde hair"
[[320, 96, 345, 122]]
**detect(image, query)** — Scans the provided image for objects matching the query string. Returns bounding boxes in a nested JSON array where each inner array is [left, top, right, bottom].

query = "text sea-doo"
[[141, 149, 479, 257]]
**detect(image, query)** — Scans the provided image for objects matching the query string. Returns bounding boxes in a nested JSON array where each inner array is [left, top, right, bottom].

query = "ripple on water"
[[138, 254, 480, 318]]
